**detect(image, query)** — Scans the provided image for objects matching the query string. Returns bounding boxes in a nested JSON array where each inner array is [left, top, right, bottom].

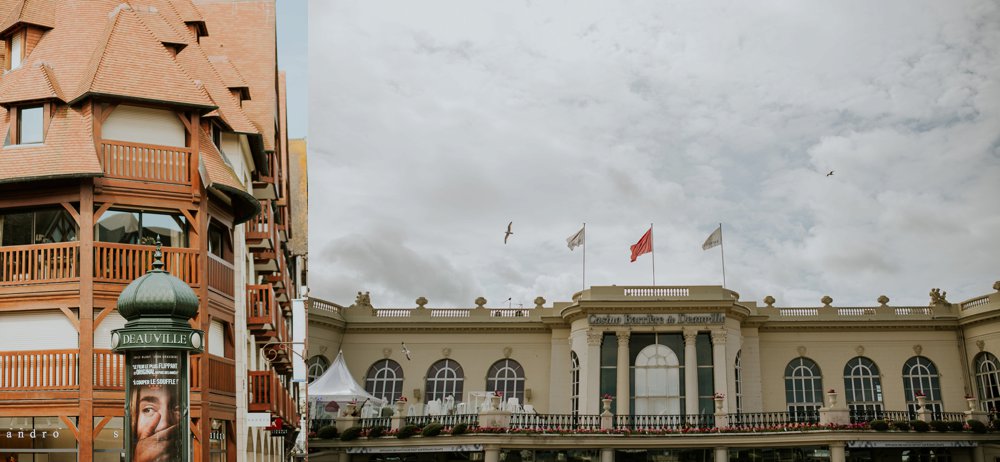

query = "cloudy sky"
[[307, 0, 1000, 309]]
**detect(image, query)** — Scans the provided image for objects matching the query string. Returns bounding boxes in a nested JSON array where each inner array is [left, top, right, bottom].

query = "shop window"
[[486, 359, 525, 404], [903, 356, 942, 418], [0, 208, 77, 246], [975, 352, 1000, 413], [784, 357, 822, 422], [844, 356, 884, 418], [209, 420, 227, 462], [93, 417, 124, 462], [425, 359, 463, 404], [0, 416, 78, 462], [366, 359, 404, 403], [96, 210, 187, 247]]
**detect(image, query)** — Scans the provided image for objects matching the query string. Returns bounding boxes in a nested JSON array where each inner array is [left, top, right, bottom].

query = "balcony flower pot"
[[916, 395, 927, 411], [826, 390, 838, 408], [714, 396, 724, 413], [602, 398, 613, 414], [489, 395, 502, 411], [966, 396, 977, 412]]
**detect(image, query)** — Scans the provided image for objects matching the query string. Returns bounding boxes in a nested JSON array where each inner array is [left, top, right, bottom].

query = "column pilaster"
[[616, 330, 631, 416], [585, 330, 603, 414], [684, 328, 699, 416], [711, 329, 728, 411]]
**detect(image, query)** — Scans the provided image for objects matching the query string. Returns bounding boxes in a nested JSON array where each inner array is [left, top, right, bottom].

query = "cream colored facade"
[[307, 282, 1000, 462]]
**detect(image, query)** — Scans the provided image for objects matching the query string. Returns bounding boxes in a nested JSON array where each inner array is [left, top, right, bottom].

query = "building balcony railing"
[[0, 242, 80, 286], [0, 349, 79, 391], [93, 349, 125, 390], [247, 284, 286, 343], [246, 200, 276, 249], [100, 140, 192, 186], [94, 242, 199, 286], [207, 253, 235, 297], [188, 354, 236, 395], [252, 151, 278, 200], [248, 370, 298, 427]]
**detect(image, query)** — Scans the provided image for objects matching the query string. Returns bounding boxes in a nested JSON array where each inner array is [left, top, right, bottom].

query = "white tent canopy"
[[309, 350, 382, 404]]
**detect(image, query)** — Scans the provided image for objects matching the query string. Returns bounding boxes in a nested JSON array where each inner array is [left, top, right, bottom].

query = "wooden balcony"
[[246, 200, 275, 249], [247, 284, 286, 343], [248, 370, 298, 427], [207, 253, 234, 297], [252, 151, 278, 200], [0, 242, 80, 286], [95, 242, 199, 286], [100, 140, 192, 186], [0, 350, 79, 391], [190, 354, 236, 395], [93, 349, 125, 390]]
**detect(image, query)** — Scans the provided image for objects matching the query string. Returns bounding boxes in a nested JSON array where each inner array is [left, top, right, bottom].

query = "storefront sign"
[[588, 313, 724, 326], [247, 413, 271, 428]]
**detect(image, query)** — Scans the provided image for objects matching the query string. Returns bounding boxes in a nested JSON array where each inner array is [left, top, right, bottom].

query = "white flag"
[[566, 226, 585, 250], [702, 225, 722, 250]]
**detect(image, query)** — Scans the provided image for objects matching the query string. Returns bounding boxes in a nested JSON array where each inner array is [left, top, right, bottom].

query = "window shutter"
[[209, 320, 225, 356], [0, 311, 77, 350]]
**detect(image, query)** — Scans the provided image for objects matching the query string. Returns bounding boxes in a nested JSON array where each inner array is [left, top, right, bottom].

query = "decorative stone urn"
[[826, 390, 838, 408], [395, 399, 407, 416], [344, 402, 357, 417], [967, 397, 977, 412], [916, 395, 927, 411], [602, 398, 613, 414], [489, 394, 502, 411], [714, 396, 724, 413]]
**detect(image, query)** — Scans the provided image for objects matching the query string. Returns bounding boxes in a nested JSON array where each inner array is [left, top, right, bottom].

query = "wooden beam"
[[93, 201, 114, 222], [60, 202, 81, 225], [93, 415, 113, 436], [59, 415, 81, 441], [177, 111, 195, 135], [98, 103, 118, 125], [94, 306, 113, 329], [180, 208, 199, 232], [59, 306, 80, 332]]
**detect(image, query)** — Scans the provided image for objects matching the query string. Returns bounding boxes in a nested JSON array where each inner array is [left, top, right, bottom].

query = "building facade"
[[0, 2, 304, 462], [308, 283, 1000, 462]]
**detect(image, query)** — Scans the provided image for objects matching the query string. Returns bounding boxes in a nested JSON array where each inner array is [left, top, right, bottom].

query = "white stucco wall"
[[102, 105, 186, 147]]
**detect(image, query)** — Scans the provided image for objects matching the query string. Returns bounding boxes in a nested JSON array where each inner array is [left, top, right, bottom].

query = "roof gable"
[[0, 61, 64, 105], [0, 0, 55, 36]]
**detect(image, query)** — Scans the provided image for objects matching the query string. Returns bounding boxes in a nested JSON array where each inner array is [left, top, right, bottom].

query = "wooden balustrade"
[[100, 140, 192, 185], [248, 370, 296, 424], [94, 242, 199, 285], [207, 253, 235, 297], [208, 355, 236, 394], [0, 242, 80, 285], [93, 349, 125, 390], [247, 284, 279, 334], [190, 354, 202, 391], [246, 200, 274, 245], [0, 350, 79, 390]]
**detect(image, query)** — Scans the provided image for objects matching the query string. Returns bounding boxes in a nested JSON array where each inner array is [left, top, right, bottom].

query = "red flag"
[[630, 228, 653, 262]]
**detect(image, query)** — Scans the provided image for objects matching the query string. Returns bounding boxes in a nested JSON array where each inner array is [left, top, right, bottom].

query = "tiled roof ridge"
[[184, 39, 258, 133], [72, 5, 118, 101], [37, 61, 64, 100], [207, 55, 250, 90], [129, 2, 189, 47]]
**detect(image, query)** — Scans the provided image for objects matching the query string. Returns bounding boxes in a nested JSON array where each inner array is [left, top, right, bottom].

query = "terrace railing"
[[0, 242, 80, 285], [94, 243, 199, 285], [511, 414, 601, 430], [100, 141, 191, 186], [615, 414, 714, 430]]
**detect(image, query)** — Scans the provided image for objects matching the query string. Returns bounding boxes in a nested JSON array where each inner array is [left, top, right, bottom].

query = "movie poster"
[[126, 351, 188, 462]]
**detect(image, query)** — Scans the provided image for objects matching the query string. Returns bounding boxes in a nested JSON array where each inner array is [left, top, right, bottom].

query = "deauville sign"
[[588, 313, 725, 326], [110, 327, 203, 351]]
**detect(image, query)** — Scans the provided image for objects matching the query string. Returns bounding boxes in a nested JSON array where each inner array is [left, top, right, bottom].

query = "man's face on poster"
[[133, 385, 180, 462]]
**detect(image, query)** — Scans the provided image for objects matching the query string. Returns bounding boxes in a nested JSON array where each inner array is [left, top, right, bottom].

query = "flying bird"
[[826, 170, 834, 177], [504, 221, 513, 244], [401, 342, 411, 360]]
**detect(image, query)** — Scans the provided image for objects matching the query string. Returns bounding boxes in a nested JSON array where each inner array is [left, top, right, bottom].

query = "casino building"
[[0, 2, 305, 462], [307, 282, 1000, 462]]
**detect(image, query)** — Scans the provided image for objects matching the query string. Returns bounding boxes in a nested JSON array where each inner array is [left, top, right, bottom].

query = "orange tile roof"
[[0, 62, 64, 104], [134, 5, 189, 49], [73, 7, 214, 109], [166, 0, 204, 27], [195, 0, 277, 152], [198, 127, 259, 223], [208, 55, 249, 93], [0, 0, 56, 35], [0, 104, 101, 183]]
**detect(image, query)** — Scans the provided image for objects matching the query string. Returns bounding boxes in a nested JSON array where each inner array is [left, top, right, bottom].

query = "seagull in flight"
[[401, 342, 412, 360], [504, 221, 513, 244], [826, 170, 834, 177]]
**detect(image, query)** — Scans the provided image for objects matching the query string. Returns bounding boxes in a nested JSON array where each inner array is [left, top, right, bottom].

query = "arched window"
[[365, 359, 404, 402], [902, 356, 942, 418], [734, 350, 742, 413], [843, 357, 884, 417], [784, 357, 822, 421], [425, 359, 464, 403], [975, 353, 1000, 412], [486, 359, 525, 403], [570, 351, 580, 415], [633, 344, 681, 415], [307, 355, 329, 383]]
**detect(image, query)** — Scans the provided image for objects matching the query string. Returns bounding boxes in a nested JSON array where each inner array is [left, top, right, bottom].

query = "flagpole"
[[582, 222, 586, 292], [650, 223, 655, 286], [719, 222, 727, 288]]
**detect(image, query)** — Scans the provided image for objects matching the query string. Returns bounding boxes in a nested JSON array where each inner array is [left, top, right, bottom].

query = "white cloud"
[[308, 0, 1000, 308]]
